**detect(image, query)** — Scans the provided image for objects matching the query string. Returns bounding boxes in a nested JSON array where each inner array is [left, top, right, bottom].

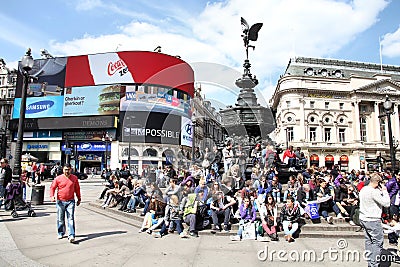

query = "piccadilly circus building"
[[11, 51, 194, 174]]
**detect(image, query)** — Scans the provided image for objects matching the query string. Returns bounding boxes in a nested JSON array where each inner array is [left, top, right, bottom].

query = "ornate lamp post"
[[191, 117, 197, 164], [13, 49, 34, 181], [102, 132, 112, 169], [383, 95, 396, 171], [126, 116, 134, 172]]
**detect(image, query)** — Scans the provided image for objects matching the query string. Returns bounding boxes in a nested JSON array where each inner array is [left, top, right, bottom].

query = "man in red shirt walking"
[[50, 163, 81, 243]]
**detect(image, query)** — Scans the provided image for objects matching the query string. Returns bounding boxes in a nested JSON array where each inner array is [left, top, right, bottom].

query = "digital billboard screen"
[[63, 85, 120, 116], [120, 111, 181, 145]]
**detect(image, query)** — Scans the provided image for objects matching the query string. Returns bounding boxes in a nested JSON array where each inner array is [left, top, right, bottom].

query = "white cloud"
[[49, 0, 390, 105], [381, 25, 400, 58], [75, 0, 103, 11]]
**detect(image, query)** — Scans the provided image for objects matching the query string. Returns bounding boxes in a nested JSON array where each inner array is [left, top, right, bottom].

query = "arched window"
[[122, 147, 139, 157], [162, 149, 175, 158], [143, 148, 157, 157], [360, 117, 367, 142], [130, 148, 139, 156]]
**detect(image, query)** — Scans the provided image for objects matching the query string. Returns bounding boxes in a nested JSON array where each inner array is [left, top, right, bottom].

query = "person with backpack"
[[182, 190, 206, 237], [0, 158, 12, 208]]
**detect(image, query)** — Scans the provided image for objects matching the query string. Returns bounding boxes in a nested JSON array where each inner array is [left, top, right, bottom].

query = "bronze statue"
[[241, 17, 263, 60]]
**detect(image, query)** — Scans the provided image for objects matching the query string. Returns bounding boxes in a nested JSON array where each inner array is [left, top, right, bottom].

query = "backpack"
[[352, 206, 362, 227], [183, 193, 198, 217]]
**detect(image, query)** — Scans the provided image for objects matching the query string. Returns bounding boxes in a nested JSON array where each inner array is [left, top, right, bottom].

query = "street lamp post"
[[191, 117, 196, 165], [13, 49, 34, 181], [102, 132, 112, 169], [383, 95, 397, 171], [126, 116, 134, 172], [128, 126, 131, 172]]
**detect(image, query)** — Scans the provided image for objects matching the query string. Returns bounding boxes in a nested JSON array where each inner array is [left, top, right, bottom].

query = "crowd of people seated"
[[96, 142, 400, 245]]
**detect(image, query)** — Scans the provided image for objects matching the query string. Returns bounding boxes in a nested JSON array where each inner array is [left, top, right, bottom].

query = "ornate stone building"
[[270, 57, 400, 171], [191, 84, 224, 151], [0, 59, 16, 159]]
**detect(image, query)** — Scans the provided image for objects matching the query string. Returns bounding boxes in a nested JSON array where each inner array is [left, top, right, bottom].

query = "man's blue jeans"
[[56, 200, 76, 238]]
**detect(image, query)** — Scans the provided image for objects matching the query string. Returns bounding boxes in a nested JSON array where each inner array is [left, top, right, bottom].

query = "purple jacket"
[[239, 203, 256, 222], [333, 174, 343, 187], [386, 176, 399, 203]]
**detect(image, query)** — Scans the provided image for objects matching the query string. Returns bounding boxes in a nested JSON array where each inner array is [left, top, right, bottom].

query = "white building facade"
[[270, 57, 400, 172]]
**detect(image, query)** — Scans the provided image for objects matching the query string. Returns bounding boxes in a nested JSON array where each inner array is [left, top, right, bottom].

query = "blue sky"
[[1, 0, 400, 108]]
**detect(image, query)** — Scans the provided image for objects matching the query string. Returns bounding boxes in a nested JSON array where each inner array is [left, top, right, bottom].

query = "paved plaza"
[[0, 177, 398, 267]]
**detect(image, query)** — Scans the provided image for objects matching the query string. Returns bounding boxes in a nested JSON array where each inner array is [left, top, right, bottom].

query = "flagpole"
[[379, 36, 383, 73]]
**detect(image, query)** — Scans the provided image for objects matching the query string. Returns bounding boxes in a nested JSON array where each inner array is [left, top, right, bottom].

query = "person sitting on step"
[[260, 193, 279, 241], [280, 196, 301, 242], [210, 191, 236, 233], [315, 178, 343, 224]]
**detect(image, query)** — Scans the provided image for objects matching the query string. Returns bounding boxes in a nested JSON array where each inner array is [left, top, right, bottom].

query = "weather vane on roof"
[[241, 17, 263, 60]]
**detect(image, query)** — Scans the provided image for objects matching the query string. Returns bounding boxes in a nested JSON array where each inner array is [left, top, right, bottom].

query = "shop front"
[[23, 141, 61, 163], [339, 155, 349, 172], [62, 141, 111, 173], [325, 154, 335, 170], [309, 154, 320, 167]]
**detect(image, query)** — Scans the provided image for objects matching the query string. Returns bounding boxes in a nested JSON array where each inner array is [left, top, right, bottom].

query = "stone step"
[[89, 200, 362, 236], [189, 230, 364, 239], [301, 224, 361, 232]]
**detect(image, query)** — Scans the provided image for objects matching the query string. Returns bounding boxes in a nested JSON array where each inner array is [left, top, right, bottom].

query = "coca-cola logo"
[[107, 59, 127, 76]]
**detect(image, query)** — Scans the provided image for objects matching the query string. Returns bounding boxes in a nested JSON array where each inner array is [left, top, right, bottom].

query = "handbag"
[[241, 221, 257, 240], [197, 204, 209, 218], [267, 216, 275, 227]]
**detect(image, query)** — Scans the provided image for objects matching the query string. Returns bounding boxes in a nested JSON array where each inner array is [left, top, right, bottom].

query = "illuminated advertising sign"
[[63, 85, 120, 116], [120, 85, 191, 116], [121, 112, 180, 145], [15, 57, 67, 98], [180, 117, 193, 147], [12, 96, 63, 119], [65, 51, 194, 95], [62, 142, 109, 152]]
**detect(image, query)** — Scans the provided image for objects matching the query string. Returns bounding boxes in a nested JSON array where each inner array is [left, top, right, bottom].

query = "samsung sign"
[[26, 100, 54, 114], [27, 144, 49, 150], [12, 96, 63, 119]]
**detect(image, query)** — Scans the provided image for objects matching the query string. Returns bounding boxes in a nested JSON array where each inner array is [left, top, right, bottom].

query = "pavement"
[[0, 176, 399, 266]]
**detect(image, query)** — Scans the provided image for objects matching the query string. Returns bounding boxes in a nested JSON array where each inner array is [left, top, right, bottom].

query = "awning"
[[22, 153, 38, 162], [325, 154, 334, 163], [310, 154, 319, 162], [340, 155, 349, 162]]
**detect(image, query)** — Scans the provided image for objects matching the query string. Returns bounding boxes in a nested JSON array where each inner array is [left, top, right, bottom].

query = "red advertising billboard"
[[16, 51, 194, 98], [64, 51, 194, 95]]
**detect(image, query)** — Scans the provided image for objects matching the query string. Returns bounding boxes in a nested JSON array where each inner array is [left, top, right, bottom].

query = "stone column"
[[374, 102, 381, 142], [299, 98, 306, 142], [354, 101, 361, 142]]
